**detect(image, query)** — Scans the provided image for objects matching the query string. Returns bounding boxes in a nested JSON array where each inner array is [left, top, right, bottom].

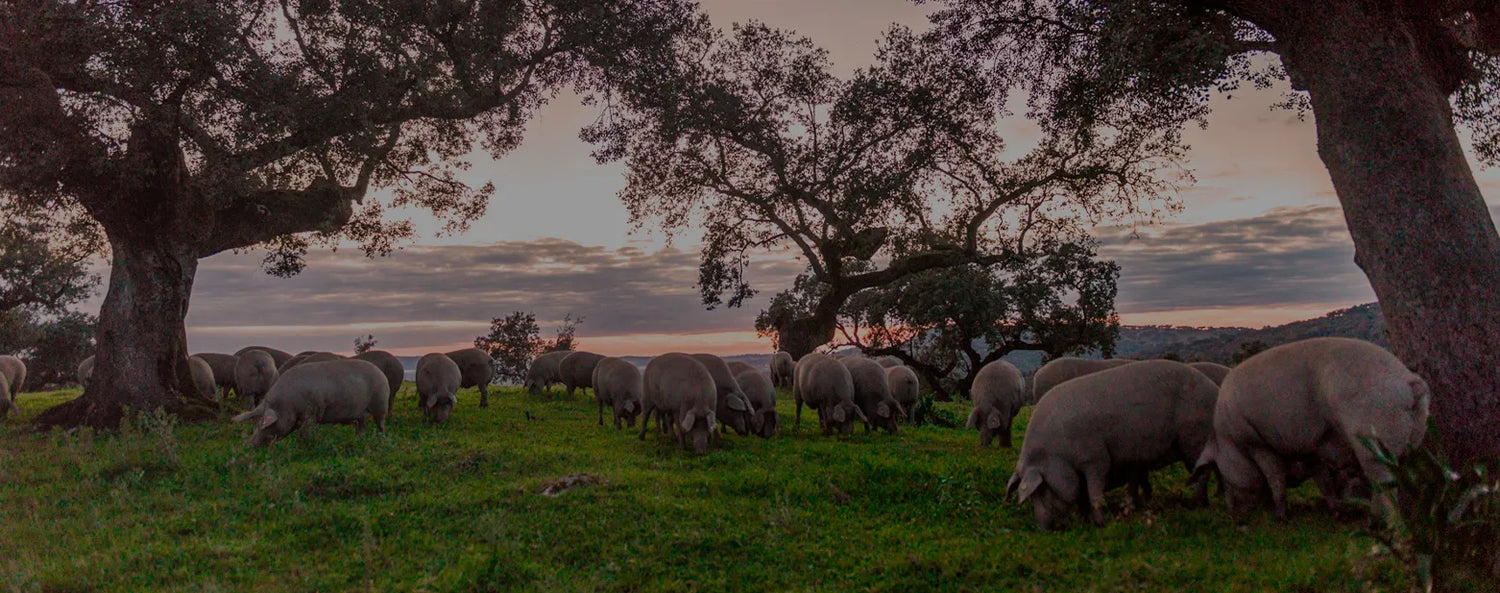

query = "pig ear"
[[831, 406, 846, 423], [1014, 466, 1046, 503], [625, 400, 638, 413], [965, 408, 980, 429], [231, 409, 261, 424], [986, 411, 1004, 429], [876, 402, 890, 418], [256, 409, 279, 430], [706, 411, 718, 432], [852, 404, 869, 423], [727, 395, 749, 412], [424, 395, 439, 409], [679, 412, 696, 433], [1190, 441, 1219, 485]]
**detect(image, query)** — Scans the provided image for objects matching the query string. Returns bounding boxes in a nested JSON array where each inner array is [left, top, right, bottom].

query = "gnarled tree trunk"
[[32, 231, 217, 429], [1267, 0, 1500, 465]]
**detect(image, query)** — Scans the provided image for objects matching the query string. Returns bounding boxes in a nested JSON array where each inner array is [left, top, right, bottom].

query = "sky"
[[140, 1, 1500, 357]]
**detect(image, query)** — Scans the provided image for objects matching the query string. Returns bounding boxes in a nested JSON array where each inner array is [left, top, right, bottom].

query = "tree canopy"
[[592, 21, 1179, 356]]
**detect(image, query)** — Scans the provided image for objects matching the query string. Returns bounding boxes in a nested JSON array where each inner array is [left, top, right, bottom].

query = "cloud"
[[185, 239, 804, 355], [1095, 205, 1377, 315]]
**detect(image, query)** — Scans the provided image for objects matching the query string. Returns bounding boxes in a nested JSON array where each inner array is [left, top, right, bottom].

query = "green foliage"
[[18, 311, 96, 387], [353, 334, 378, 355], [907, 394, 962, 428], [1363, 439, 1500, 592], [1231, 341, 1268, 365], [476, 312, 582, 383], [0, 196, 102, 316], [0, 387, 1406, 591]]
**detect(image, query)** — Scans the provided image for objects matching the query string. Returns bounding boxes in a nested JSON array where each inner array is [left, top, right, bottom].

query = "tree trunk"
[[32, 232, 217, 430], [779, 315, 838, 360], [1273, 1, 1500, 464]]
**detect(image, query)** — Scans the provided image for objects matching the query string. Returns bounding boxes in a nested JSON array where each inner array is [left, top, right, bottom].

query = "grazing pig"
[[415, 353, 460, 424], [770, 351, 795, 388], [354, 350, 405, 408], [1191, 338, 1430, 520], [188, 356, 218, 400], [0, 372, 11, 420], [1007, 360, 1220, 530], [887, 365, 919, 413], [231, 359, 391, 447], [77, 355, 94, 387], [691, 353, 753, 437], [873, 355, 903, 368], [235, 346, 293, 368], [726, 360, 757, 375], [793, 353, 867, 435], [640, 353, 719, 454], [559, 351, 606, 397], [278, 351, 341, 374], [525, 350, 571, 395], [592, 357, 643, 429], [445, 348, 496, 407], [1030, 357, 1136, 404], [192, 353, 239, 398], [966, 360, 1026, 447], [1188, 361, 1231, 386], [0, 355, 26, 400], [842, 356, 902, 434], [234, 349, 279, 407], [734, 369, 778, 439]]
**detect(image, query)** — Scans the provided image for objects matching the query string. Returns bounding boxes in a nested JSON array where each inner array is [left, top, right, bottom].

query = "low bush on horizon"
[[1, 387, 1403, 592]]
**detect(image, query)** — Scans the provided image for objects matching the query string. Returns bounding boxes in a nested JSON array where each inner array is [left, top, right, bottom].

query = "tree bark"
[[32, 232, 217, 429], [1266, 0, 1500, 464]]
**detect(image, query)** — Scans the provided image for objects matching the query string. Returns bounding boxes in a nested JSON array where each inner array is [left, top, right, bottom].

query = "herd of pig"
[[0, 335, 1430, 530]]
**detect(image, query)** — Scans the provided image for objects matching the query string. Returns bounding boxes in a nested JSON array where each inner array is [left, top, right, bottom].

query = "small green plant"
[[907, 394, 960, 428], [1363, 438, 1500, 593]]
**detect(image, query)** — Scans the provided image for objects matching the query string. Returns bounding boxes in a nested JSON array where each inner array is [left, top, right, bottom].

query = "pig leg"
[[598, 399, 606, 426], [999, 415, 1014, 448], [1248, 449, 1290, 520], [479, 384, 489, 408], [794, 396, 803, 429], [638, 403, 654, 440], [1081, 462, 1109, 527]]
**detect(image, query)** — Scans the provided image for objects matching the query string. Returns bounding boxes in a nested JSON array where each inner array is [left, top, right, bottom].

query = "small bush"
[[1363, 439, 1500, 592]]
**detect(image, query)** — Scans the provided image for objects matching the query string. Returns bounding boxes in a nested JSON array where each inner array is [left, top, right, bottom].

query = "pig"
[[188, 356, 218, 400], [640, 353, 719, 454], [691, 353, 753, 437], [278, 351, 341, 374], [842, 356, 902, 434], [592, 356, 643, 429], [77, 355, 94, 386], [793, 352, 867, 435], [559, 351, 606, 397], [1030, 357, 1136, 404], [234, 349, 280, 407], [734, 368, 778, 439], [966, 360, 1026, 447], [873, 355, 903, 368], [192, 353, 239, 398], [1188, 361, 1231, 386], [231, 359, 391, 447], [354, 350, 405, 408], [0, 355, 27, 400], [415, 353, 460, 424], [887, 365, 920, 413], [444, 348, 496, 407], [0, 372, 11, 420], [525, 350, 571, 395], [770, 351, 795, 388], [1191, 337, 1430, 520], [1007, 360, 1220, 530], [234, 346, 293, 368]]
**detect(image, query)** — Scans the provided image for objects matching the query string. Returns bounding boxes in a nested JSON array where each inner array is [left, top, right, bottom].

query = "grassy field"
[[0, 385, 1403, 592]]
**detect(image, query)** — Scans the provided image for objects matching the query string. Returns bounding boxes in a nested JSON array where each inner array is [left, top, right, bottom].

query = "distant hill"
[[1129, 302, 1387, 364]]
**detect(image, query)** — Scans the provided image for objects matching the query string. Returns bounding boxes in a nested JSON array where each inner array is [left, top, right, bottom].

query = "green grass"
[[0, 385, 1402, 592]]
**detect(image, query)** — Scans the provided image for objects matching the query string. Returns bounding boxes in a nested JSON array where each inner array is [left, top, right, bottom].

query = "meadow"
[[0, 386, 1403, 592]]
